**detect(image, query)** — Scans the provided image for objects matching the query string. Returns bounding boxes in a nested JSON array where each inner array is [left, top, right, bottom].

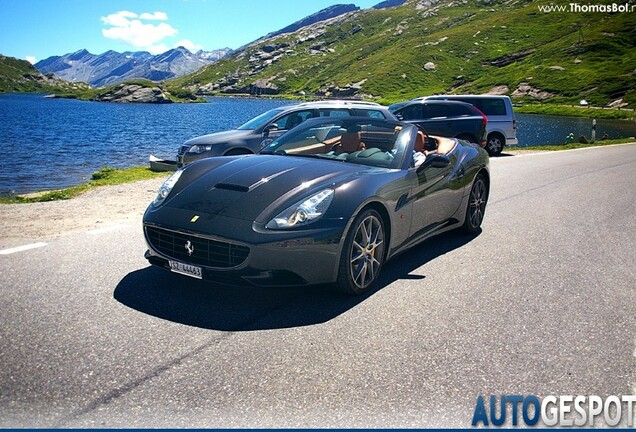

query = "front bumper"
[[143, 213, 345, 287], [506, 136, 519, 146]]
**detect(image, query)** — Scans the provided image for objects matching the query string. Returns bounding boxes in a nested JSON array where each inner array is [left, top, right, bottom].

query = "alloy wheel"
[[468, 178, 487, 229], [349, 214, 385, 290]]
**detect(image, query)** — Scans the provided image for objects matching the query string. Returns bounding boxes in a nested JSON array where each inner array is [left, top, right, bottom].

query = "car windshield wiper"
[[260, 149, 287, 155]]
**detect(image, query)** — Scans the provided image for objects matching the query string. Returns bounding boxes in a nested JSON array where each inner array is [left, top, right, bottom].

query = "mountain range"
[[3, 0, 634, 108], [35, 47, 232, 87], [32, 2, 402, 88]]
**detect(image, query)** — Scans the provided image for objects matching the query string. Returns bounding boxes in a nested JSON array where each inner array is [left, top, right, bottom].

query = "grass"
[[0, 166, 168, 204], [515, 104, 635, 120], [510, 137, 635, 151], [166, 0, 636, 108]]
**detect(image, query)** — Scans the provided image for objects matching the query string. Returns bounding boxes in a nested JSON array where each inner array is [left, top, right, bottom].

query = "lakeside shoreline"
[[2, 139, 634, 205], [4, 89, 635, 120], [1, 141, 634, 249]]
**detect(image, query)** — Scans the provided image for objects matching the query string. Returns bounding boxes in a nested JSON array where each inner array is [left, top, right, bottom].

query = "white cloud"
[[101, 10, 177, 53], [174, 39, 203, 52], [26, 56, 36, 64], [101, 11, 138, 27], [139, 12, 168, 21]]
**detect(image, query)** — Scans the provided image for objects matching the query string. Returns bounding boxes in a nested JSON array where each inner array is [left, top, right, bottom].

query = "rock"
[[574, 58, 583, 64], [511, 82, 555, 100], [93, 84, 172, 103], [549, 66, 565, 71], [486, 49, 536, 67], [424, 62, 436, 71], [315, 82, 362, 98], [608, 98, 628, 108], [487, 85, 509, 95]]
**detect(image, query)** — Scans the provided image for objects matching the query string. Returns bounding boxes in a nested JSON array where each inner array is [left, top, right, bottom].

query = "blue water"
[[0, 94, 294, 194], [0, 93, 634, 194], [515, 112, 635, 148]]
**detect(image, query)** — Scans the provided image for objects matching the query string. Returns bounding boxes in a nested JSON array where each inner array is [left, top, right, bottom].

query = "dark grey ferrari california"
[[143, 117, 489, 295]]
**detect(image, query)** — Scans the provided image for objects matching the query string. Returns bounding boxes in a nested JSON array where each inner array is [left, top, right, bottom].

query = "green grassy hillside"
[[0, 55, 89, 94], [0, 56, 199, 103], [167, 0, 636, 107]]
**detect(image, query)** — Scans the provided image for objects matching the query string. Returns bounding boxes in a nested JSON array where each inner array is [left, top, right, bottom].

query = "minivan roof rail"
[[297, 100, 382, 107]]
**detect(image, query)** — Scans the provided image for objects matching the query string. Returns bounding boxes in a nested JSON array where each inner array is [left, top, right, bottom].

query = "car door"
[[258, 109, 316, 149], [408, 147, 461, 237], [269, 109, 316, 138], [397, 103, 453, 137], [417, 103, 453, 137]]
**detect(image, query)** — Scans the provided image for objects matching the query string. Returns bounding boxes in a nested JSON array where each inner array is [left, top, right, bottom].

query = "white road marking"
[[88, 224, 127, 235], [0, 242, 48, 255]]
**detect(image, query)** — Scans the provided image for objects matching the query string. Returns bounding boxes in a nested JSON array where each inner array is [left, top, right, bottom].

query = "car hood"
[[165, 155, 373, 222], [184, 129, 253, 146]]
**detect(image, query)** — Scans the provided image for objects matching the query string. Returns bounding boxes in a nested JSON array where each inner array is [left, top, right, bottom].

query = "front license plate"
[[168, 260, 202, 279]]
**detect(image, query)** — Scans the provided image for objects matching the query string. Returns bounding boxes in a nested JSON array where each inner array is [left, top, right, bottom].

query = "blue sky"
[[0, 0, 380, 63]]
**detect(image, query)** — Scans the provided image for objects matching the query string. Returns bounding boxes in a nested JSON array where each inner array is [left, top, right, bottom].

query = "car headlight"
[[152, 169, 183, 207], [266, 189, 334, 229], [188, 144, 213, 154]]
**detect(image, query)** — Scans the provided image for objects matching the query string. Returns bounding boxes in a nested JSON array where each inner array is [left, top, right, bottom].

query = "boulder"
[[93, 84, 172, 103], [487, 85, 509, 95], [511, 82, 555, 100]]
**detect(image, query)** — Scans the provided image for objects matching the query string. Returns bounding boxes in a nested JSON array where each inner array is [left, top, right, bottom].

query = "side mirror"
[[417, 154, 450, 172], [263, 123, 279, 137]]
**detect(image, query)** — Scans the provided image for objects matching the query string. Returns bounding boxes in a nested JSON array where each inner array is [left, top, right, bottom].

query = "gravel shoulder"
[[0, 176, 167, 249]]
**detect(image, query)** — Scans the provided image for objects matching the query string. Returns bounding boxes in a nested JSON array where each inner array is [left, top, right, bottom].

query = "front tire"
[[462, 174, 488, 234], [335, 209, 386, 295], [486, 133, 504, 156]]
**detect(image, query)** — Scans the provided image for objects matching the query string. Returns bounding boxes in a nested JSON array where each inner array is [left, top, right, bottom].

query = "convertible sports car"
[[143, 117, 489, 295]]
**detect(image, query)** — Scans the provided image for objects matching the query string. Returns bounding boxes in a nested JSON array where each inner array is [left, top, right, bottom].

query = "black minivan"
[[391, 100, 487, 148]]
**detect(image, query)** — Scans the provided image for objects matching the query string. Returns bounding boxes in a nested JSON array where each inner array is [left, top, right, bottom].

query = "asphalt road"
[[1, 144, 635, 427]]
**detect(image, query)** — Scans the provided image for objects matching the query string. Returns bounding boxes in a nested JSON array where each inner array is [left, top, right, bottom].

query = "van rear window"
[[456, 98, 507, 116]]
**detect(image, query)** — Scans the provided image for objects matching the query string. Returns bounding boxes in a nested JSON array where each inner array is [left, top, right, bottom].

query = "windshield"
[[262, 118, 410, 169], [237, 107, 286, 130]]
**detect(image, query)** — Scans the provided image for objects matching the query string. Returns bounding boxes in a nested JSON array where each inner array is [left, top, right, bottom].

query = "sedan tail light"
[[476, 108, 488, 146]]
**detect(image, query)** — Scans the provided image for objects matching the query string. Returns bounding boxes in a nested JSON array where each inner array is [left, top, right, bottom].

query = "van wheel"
[[486, 134, 505, 156]]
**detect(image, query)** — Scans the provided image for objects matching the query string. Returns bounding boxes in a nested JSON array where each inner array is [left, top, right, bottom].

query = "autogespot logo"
[[471, 394, 636, 427]]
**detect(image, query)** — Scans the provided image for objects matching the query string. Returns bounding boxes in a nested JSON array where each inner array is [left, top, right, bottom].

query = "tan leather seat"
[[414, 131, 426, 153], [337, 132, 365, 154]]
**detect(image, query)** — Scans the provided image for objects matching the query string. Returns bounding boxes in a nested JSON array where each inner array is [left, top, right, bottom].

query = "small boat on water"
[[149, 154, 178, 172]]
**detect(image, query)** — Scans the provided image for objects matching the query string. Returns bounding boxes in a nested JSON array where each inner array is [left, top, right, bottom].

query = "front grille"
[[146, 226, 249, 268], [177, 145, 190, 156]]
